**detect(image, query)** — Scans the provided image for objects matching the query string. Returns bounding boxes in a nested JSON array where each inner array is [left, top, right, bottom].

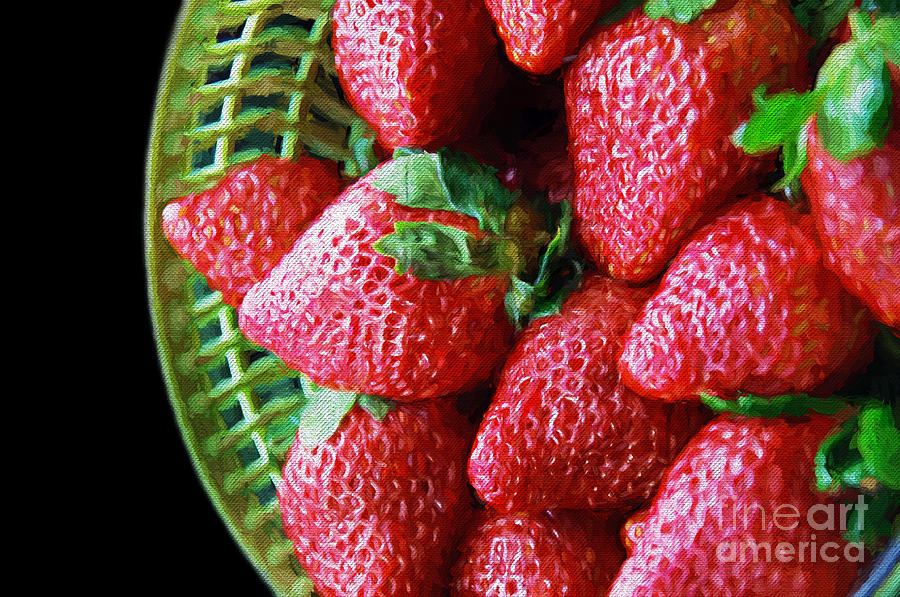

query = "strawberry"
[[564, 0, 812, 282], [803, 116, 899, 331], [160, 156, 342, 307], [450, 509, 624, 597], [731, 8, 898, 329], [608, 414, 862, 597], [484, 0, 617, 75], [620, 195, 876, 401], [279, 400, 474, 597], [332, 0, 502, 151], [468, 273, 709, 513], [239, 149, 565, 400]]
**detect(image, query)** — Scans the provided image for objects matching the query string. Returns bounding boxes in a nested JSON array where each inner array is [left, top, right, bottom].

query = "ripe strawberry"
[[161, 156, 342, 307], [803, 116, 900, 331], [620, 195, 876, 402], [608, 414, 861, 597], [239, 150, 559, 400], [332, 0, 502, 151], [279, 401, 474, 597], [451, 509, 624, 597], [469, 273, 709, 513], [619, 195, 875, 400], [564, 0, 811, 282], [485, 0, 617, 75]]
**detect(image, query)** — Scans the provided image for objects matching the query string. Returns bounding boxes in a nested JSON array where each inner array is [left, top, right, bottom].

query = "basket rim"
[[143, 1, 284, 594]]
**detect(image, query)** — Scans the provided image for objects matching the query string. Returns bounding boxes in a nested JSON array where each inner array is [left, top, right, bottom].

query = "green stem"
[[849, 9, 874, 41]]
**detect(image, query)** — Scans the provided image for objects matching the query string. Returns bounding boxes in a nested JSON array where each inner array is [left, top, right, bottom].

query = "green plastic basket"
[[145, 2, 900, 595], [145, 1, 375, 594]]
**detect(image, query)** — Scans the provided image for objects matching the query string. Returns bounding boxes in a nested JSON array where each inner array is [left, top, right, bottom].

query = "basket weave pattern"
[[146, 1, 374, 594]]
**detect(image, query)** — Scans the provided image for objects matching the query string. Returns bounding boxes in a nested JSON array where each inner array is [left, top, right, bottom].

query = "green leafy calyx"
[[373, 221, 514, 281], [373, 148, 581, 328], [373, 148, 520, 236], [296, 376, 395, 447], [733, 10, 897, 192], [700, 391, 846, 417], [644, 0, 717, 24]]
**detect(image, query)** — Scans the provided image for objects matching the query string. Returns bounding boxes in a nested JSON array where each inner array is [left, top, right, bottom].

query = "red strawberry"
[[620, 195, 876, 401], [332, 0, 502, 151], [239, 150, 552, 400], [485, 0, 617, 75], [469, 273, 709, 513], [451, 509, 624, 597], [161, 156, 342, 307], [609, 414, 861, 597], [803, 116, 900, 331], [564, 0, 811, 282], [279, 401, 474, 597]]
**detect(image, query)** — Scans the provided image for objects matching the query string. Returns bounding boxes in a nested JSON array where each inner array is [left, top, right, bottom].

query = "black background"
[[130, 1, 273, 593]]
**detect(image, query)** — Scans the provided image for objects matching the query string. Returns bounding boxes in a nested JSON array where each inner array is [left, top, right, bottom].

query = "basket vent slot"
[[248, 52, 298, 77], [198, 318, 223, 346], [206, 62, 233, 85], [239, 92, 288, 115], [245, 349, 269, 369], [191, 145, 216, 171], [219, 401, 244, 429], [200, 100, 224, 126], [216, 21, 246, 43], [252, 477, 278, 506], [234, 129, 281, 156], [206, 359, 233, 388], [191, 277, 214, 300], [263, 13, 314, 33], [237, 442, 261, 467]]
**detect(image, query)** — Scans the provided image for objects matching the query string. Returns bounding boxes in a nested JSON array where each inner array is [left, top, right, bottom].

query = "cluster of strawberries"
[[162, 0, 899, 595]]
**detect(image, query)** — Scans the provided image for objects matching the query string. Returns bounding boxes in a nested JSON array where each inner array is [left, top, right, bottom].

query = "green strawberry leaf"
[[374, 150, 452, 211], [373, 148, 520, 236], [862, 0, 900, 13], [873, 16, 900, 63], [504, 276, 538, 330], [356, 394, 396, 421], [700, 392, 847, 418], [791, 0, 856, 45], [503, 200, 584, 328], [815, 416, 860, 491], [732, 86, 824, 190], [527, 256, 585, 321], [857, 401, 900, 490], [373, 221, 508, 281], [296, 377, 359, 447], [293, 377, 397, 446], [843, 490, 900, 551], [347, 122, 379, 177], [645, 0, 717, 23], [817, 41, 893, 160]]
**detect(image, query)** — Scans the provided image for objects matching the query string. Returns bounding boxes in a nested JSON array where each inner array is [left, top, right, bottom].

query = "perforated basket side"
[[145, 1, 375, 594]]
